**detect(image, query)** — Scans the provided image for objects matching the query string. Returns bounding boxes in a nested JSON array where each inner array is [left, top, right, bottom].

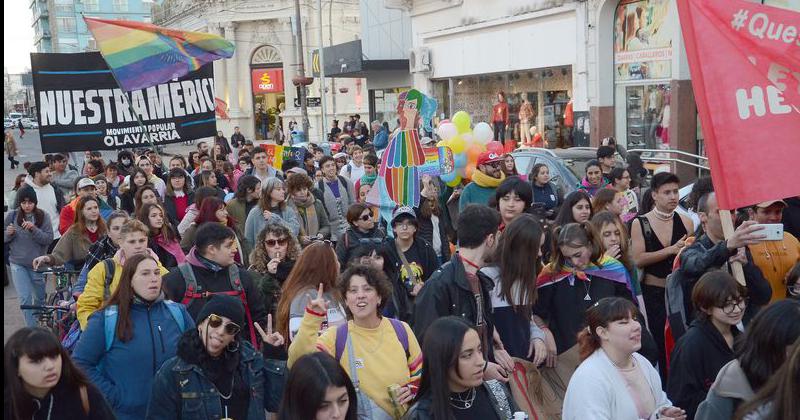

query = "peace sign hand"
[[307, 283, 329, 315], [255, 314, 285, 347]]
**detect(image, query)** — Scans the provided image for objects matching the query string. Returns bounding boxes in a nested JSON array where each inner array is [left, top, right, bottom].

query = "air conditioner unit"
[[409, 47, 431, 74]]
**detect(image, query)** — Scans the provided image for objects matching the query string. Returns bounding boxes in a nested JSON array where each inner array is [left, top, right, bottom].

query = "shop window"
[[624, 84, 670, 150]]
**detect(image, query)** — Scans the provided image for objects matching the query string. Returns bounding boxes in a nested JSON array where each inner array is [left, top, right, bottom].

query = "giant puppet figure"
[[377, 89, 438, 207]]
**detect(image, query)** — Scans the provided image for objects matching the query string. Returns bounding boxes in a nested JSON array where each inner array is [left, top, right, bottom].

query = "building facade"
[[30, 0, 154, 53], [154, 0, 366, 143]]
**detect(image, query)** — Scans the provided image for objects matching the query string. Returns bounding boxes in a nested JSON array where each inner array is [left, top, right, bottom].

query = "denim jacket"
[[146, 341, 268, 420]]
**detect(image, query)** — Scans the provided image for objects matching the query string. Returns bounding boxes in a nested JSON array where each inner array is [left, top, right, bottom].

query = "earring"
[[226, 340, 240, 353]]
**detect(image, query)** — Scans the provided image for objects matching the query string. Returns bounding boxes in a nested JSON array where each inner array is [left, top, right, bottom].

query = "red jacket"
[[492, 102, 509, 124]]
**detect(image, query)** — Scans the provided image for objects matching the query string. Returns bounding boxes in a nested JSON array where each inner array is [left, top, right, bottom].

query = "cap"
[[420, 136, 435, 146], [244, 140, 254, 145], [196, 295, 245, 330], [16, 186, 38, 205], [286, 167, 308, 176], [333, 152, 348, 160], [77, 178, 96, 190], [755, 200, 787, 208], [477, 151, 503, 166], [391, 206, 417, 226]]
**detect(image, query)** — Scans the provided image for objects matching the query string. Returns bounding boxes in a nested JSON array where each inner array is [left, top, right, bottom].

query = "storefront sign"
[[614, 0, 674, 80], [293, 97, 321, 107], [677, 0, 800, 209], [31, 52, 216, 153], [251, 69, 284, 94]]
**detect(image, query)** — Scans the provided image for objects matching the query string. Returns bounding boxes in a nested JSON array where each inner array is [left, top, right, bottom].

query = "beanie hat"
[[196, 295, 245, 329], [16, 187, 38, 205]]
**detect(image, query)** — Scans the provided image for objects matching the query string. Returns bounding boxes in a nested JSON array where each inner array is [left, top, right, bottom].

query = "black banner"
[[31, 52, 217, 153]]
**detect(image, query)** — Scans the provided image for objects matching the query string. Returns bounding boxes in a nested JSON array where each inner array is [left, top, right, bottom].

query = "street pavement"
[[3, 128, 202, 343]]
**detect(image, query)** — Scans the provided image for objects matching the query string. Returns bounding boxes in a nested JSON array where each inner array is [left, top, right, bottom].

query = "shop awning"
[[311, 40, 408, 78]]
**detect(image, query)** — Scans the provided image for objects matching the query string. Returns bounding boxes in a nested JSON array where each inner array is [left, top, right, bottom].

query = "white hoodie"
[[24, 175, 61, 239]]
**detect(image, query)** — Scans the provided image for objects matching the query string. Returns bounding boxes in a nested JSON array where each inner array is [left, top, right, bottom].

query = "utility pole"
[[293, 0, 310, 136], [317, 0, 328, 143], [329, 0, 336, 123]]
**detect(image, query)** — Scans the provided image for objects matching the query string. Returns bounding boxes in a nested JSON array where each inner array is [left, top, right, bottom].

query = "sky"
[[4, 1, 35, 74]]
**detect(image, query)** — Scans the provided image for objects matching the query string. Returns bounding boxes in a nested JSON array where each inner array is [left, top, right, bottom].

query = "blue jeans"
[[10, 264, 46, 327]]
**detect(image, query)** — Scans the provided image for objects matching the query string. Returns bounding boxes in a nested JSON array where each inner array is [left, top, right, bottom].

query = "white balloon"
[[461, 132, 476, 146], [437, 123, 459, 141], [473, 122, 494, 144]]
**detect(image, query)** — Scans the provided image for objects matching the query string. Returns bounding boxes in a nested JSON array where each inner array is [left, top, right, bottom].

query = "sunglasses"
[[207, 314, 241, 336], [359, 214, 372, 222], [265, 238, 289, 247]]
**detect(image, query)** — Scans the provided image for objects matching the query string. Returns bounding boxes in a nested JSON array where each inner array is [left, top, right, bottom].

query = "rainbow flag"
[[84, 17, 234, 92], [537, 255, 636, 302]]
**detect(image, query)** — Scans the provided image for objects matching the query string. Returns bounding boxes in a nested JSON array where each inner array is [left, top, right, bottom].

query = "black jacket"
[[163, 192, 195, 228], [162, 261, 267, 328], [667, 318, 740, 420], [334, 225, 385, 266], [413, 254, 497, 362], [231, 133, 246, 149], [783, 196, 800, 239], [3, 379, 115, 420], [384, 237, 440, 286], [414, 196, 453, 260], [403, 381, 516, 420], [674, 235, 772, 338]]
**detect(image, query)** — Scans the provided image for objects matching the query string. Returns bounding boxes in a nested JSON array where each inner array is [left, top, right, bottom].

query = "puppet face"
[[397, 93, 420, 130]]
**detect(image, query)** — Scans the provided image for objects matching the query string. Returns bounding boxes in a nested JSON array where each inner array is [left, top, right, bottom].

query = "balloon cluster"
[[436, 111, 505, 186]]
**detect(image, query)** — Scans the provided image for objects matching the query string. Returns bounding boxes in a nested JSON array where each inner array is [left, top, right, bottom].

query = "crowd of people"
[[4, 128, 800, 420]]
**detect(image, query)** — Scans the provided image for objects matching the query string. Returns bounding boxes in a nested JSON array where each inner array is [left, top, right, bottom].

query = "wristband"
[[305, 307, 326, 317]]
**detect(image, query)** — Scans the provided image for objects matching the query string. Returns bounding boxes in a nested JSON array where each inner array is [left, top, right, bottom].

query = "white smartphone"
[[754, 223, 783, 241]]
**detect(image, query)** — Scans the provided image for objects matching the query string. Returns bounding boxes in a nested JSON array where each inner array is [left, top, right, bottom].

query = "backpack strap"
[[335, 322, 349, 362], [227, 265, 260, 351], [104, 305, 119, 352], [164, 300, 186, 332], [178, 263, 200, 306], [79, 386, 90, 415], [102, 259, 115, 300], [638, 216, 654, 243], [388, 318, 410, 360]]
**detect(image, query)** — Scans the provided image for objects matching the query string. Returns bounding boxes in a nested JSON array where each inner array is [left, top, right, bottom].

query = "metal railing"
[[628, 148, 710, 171]]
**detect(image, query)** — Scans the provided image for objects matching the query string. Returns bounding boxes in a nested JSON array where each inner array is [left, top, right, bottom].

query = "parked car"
[[3, 118, 13, 129], [21, 118, 38, 129], [511, 148, 582, 197]]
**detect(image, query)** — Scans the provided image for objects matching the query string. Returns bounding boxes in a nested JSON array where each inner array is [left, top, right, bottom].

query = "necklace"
[[460, 255, 482, 271], [218, 375, 235, 400], [652, 208, 674, 221], [608, 353, 636, 371], [449, 387, 477, 410]]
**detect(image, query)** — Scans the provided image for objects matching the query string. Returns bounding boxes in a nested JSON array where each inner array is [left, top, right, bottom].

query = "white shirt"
[[340, 161, 365, 182], [25, 177, 61, 239]]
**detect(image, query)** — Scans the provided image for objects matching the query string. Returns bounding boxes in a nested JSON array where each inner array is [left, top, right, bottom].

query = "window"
[[54, 0, 74, 14], [56, 17, 77, 32], [113, 0, 128, 12], [142, 0, 153, 13], [83, 0, 100, 12]]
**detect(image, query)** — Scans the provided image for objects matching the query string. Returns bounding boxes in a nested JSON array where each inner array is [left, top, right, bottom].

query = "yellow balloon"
[[448, 136, 466, 154], [446, 175, 462, 188], [452, 111, 472, 134]]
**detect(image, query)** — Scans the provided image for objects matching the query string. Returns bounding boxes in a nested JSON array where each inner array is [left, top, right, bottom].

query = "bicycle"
[[20, 304, 74, 339], [29, 266, 82, 339]]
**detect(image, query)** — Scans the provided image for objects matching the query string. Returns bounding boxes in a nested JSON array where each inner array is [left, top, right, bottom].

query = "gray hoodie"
[[3, 210, 54, 267], [695, 359, 755, 420], [52, 168, 79, 199]]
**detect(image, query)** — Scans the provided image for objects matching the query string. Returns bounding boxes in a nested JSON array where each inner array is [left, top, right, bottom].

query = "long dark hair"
[[4, 328, 91, 420], [103, 253, 161, 342], [735, 340, 800, 420], [138, 202, 178, 242], [15, 197, 45, 228], [735, 299, 800, 390], [278, 352, 358, 420], [554, 191, 593, 227], [493, 214, 543, 315], [576, 297, 639, 361], [416, 316, 478, 420]]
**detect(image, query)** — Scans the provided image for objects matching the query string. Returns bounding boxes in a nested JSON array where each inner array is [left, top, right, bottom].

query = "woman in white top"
[[563, 297, 686, 420]]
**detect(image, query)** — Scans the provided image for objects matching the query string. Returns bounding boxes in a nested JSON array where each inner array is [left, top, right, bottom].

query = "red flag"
[[676, 0, 800, 210], [214, 97, 230, 121]]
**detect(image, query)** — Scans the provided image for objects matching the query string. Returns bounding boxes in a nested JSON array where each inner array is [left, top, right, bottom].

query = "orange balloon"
[[466, 144, 483, 165], [465, 163, 477, 179]]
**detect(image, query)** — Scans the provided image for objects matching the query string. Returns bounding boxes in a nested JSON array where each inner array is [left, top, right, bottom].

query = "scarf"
[[537, 255, 636, 302], [579, 177, 609, 196], [472, 170, 506, 188], [186, 247, 225, 272], [360, 173, 378, 186], [155, 235, 187, 264], [293, 192, 320, 237]]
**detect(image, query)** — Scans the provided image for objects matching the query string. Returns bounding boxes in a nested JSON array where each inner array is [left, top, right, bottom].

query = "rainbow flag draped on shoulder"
[[84, 17, 234, 92], [536, 255, 636, 302]]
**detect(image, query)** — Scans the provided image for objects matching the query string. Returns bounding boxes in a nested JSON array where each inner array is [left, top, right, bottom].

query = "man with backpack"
[[77, 219, 170, 329], [314, 155, 356, 242], [162, 223, 267, 349], [665, 190, 772, 341]]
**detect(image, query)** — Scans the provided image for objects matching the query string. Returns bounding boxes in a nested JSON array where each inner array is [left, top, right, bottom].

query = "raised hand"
[[307, 283, 329, 314], [255, 314, 285, 347]]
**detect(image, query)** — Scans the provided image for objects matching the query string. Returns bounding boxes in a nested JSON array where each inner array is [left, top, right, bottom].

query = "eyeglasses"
[[359, 214, 372, 222], [721, 297, 748, 315], [265, 238, 289, 247], [207, 314, 241, 336], [395, 222, 415, 230]]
